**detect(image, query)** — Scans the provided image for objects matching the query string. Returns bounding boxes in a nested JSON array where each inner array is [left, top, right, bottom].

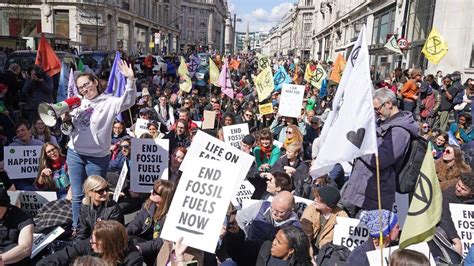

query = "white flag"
[[384, 35, 403, 55], [310, 26, 378, 178]]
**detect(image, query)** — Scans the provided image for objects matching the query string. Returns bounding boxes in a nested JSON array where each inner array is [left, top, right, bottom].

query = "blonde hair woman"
[[76, 175, 124, 240]]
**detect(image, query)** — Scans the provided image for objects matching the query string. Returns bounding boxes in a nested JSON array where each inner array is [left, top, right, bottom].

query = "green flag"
[[77, 58, 84, 72], [399, 142, 442, 248]]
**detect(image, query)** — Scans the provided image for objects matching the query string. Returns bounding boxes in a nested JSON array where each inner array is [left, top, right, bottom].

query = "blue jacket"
[[341, 111, 419, 210], [466, 245, 474, 265], [108, 151, 128, 172]]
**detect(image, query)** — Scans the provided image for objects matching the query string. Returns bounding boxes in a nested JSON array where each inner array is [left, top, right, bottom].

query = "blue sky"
[[228, 0, 296, 33]]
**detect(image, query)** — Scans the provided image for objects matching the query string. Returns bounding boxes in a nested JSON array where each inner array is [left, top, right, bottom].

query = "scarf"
[[259, 145, 273, 162], [51, 157, 65, 170], [284, 137, 296, 149]]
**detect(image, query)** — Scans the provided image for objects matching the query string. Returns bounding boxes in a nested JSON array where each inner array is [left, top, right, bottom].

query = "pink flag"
[[219, 61, 234, 99]]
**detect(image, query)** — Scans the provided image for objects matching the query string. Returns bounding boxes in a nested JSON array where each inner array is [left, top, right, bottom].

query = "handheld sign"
[[130, 138, 169, 193], [113, 163, 129, 202], [4, 146, 42, 179], [202, 110, 216, 129], [180, 130, 254, 189], [332, 217, 369, 251], [294, 196, 314, 219], [231, 180, 255, 209], [259, 103, 273, 115], [393, 193, 409, 229], [222, 123, 249, 149], [134, 118, 150, 138], [449, 203, 474, 256], [366, 242, 435, 266], [278, 84, 305, 118], [8, 190, 57, 217], [31, 226, 65, 258], [161, 158, 240, 253]]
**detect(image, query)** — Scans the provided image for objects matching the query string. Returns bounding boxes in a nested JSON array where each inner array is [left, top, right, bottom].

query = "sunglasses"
[[286, 131, 293, 134], [152, 189, 161, 196], [121, 145, 130, 149], [78, 80, 92, 92], [94, 187, 109, 194]]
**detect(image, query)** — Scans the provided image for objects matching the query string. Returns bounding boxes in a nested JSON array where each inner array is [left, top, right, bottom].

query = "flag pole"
[[375, 154, 384, 265]]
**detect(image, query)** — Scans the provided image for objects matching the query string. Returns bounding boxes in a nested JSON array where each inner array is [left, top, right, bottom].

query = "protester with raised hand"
[[38, 220, 143, 265], [75, 175, 124, 240], [63, 60, 135, 233], [126, 180, 174, 265]]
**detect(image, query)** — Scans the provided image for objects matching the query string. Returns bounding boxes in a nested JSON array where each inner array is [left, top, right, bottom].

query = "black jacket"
[[439, 186, 474, 240], [76, 200, 124, 240], [270, 156, 309, 197], [36, 238, 143, 265], [126, 203, 164, 256]]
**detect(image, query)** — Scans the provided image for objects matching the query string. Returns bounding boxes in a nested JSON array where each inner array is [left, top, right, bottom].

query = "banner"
[[161, 158, 240, 253], [254, 67, 274, 102], [8, 190, 57, 217], [113, 162, 128, 202], [332, 217, 369, 251], [366, 242, 435, 266], [259, 103, 273, 115], [449, 203, 474, 256], [35, 33, 61, 76], [130, 138, 169, 193], [329, 53, 346, 84], [384, 35, 403, 55], [422, 28, 448, 65], [180, 131, 254, 188], [134, 118, 150, 138], [273, 66, 292, 91], [4, 146, 42, 179], [222, 123, 249, 149], [219, 62, 234, 99], [278, 84, 305, 118], [231, 180, 255, 208], [209, 57, 220, 87]]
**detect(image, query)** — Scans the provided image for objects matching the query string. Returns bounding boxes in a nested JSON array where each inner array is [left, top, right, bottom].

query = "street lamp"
[[233, 14, 242, 54]]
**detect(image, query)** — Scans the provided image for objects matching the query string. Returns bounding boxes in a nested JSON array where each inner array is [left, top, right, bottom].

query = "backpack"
[[383, 125, 428, 194], [316, 243, 351, 266]]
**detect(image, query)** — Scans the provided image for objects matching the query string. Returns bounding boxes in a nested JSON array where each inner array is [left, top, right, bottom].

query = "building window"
[[372, 9, 395, 44], [305, 0, 313, 6], [470, 44, 474, 68], [54, 10, 69, 38], [407, 0, 435, 42]]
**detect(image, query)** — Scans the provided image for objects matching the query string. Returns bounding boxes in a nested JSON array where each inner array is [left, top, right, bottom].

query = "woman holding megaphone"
[[62, 60, 136, 235]]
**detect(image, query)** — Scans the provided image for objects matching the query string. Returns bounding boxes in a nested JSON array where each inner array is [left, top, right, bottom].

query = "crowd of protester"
[[0, 45, 473, 265]]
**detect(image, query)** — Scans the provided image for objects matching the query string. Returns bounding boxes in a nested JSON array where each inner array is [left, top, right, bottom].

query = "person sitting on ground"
[[389, 249, 430, 266], [435, 144, 471, 190], [252, 128, 281, 199], [35, 142, 71, 199], [168, 147, 187, 184], [32, 118, 58, 146], [0, 188, 34, 265], [38, 220, 143, 265], [126, 180, 174, 265], [300, 186, 348, 255], [346, 209, 400, 265], [260, 171, 294, 201], [75, 175, 124, 240], [256, 225, 313, 266]]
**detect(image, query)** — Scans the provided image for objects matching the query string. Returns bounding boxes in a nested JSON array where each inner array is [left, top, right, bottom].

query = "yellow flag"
[[178, 57, 192, 93], [311, 64, 327, 89], [304, 63, 315, 83], [422, 28, 448, 64], [254, 67, 274, 102], [399, 142, 442, 248], [209, 57, 220, 87]]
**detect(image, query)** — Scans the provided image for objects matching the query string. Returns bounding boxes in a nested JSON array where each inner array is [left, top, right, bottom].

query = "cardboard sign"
[[278, 84, 305, 118], [294, 196, 314, 219], [134, 118, 150, 138], [161, 158, 240, 253], [130, 138, 169, 193], [449, 203, 474, 256], [366, 242, 435, 266], [113, 163, 128, 202], [31, 226, 65, 258], [202, 110, 216, 129], [393, 193, 409, 229], [180, 131, 254, 190], [259, 103, 273, 115], [222, 123, 249, 149], [231, 180, 255, 208], [4, 146, 42, 179], [8, 190, 57, 217], [193, 120, 202, 129], [332, 217, 369, 251]]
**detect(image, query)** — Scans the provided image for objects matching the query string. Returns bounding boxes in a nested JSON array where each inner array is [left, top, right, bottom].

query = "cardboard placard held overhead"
[[134, 118, 150, 138], [130, 138, 169, 193], [161, 158, 240, 253], [258, 103, 273, 115], [278, 84, 305, 118], [222, 123, 249, 149], [4, 146, 42, 179], [202, 110, 216, 129]]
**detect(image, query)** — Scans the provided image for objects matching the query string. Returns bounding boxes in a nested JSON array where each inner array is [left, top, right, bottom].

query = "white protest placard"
[[180, 130, 254, 189], [332, 217, 369, 251], [367, 242, 435, 266], [242, 199, 260, 209], [161, 158, 240, 253], [393, 192, 409, 229], [223, 123, 249, 149], [113, 163, 128, 202], [273, 140, 283, 149], [231, 180, 255, 208], [8, 191, 57, 217], [4, 146, 41, 179], [449, 203, 474, 256], [134, 118, 150, 138], [278, 84, 305, 118], [31, 226, 65, 258], [294, 196, 314, 219], [130, 138, 169, 193]]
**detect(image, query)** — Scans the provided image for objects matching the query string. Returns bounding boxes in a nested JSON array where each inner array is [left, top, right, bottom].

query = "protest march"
[[0, 14, 473, 266]]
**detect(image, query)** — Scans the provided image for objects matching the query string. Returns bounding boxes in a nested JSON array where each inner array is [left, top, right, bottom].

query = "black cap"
[[242, 134, 255, 146], [139, 108, 150, 114], [0, 189, 10, 207], [318, 186, 340, 209]]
